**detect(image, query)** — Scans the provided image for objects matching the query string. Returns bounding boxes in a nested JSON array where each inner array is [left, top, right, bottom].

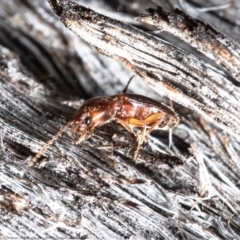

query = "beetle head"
[[69, 97, 118, 144]]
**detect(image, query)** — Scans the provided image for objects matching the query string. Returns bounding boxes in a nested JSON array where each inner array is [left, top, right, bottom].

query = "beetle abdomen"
[[114, 93, 179, 129]]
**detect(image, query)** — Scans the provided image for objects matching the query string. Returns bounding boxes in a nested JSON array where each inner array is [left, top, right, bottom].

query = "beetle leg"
[[123, 113, 163, 136], [75, 127, 88, 144], [68, 121, 80, 136], [144, 113, 163, 135], [75, 134, 86, 144], [117, 118, 137, 138], [88, 126, 95, 136], [117, 114, 163, 160], [75, 124, 97, 144], [123, 113, 163, 127], [133, 125, 147, 160], [146, 119, 163, 135]]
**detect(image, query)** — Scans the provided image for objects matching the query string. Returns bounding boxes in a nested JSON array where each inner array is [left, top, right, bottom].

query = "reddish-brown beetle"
[[29, 78, 179, 166]]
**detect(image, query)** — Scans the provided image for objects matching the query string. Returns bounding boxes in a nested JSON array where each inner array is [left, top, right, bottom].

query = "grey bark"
[[0, 0, 240, 239]]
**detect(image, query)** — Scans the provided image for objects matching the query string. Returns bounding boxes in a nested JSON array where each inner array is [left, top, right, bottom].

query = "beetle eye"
[[84, 116, 92, 125]]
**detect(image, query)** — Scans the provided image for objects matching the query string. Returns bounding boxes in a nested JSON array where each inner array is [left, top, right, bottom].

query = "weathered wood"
[[138, 7, 240, 82], [52, 0, 240, 140], [0, 0, 240, 239]]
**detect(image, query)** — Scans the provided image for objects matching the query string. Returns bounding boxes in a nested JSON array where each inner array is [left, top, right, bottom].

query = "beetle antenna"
[[122, 75, 136, 93], [28, 120, 74, 166]]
